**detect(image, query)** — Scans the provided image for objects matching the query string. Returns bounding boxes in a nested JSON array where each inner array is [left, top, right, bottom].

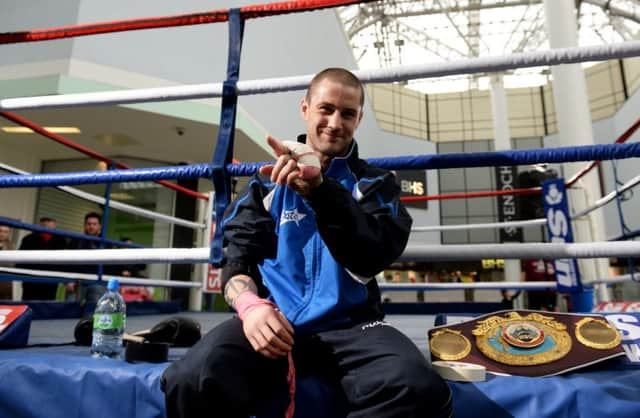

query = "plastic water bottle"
[[91, 279, 126, 359]]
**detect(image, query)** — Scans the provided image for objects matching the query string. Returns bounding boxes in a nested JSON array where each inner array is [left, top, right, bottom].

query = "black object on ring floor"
[[125, 339, 170, 363]]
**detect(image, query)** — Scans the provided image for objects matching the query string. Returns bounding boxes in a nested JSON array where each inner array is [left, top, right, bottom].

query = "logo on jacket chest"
[[280, 208, 307, 226]]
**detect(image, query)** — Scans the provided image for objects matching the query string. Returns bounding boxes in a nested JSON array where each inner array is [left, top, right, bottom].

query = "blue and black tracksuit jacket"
[[221, 137, 412, 334]]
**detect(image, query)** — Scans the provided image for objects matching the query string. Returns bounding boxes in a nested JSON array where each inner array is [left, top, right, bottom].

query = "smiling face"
[[301, 78, 363, 168]]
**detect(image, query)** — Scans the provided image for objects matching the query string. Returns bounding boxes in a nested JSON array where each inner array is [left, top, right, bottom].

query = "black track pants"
[[162, 317, 452, 418]]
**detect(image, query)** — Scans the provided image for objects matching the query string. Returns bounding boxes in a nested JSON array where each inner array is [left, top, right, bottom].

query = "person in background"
[[500, 288, 521, 309], [0, 225, 13, 252], [66, 212, 116, 305], [0, 225, 15, 299], [461, 271, 476, 302], [117, 237, 147, 278], [416, 271, 427, 302], [522, 258, 557, 311], [118, 237, 153, 302], [17, 217, 68, 300], [407, 270, 425, 302], [375, 272, 392, 303]]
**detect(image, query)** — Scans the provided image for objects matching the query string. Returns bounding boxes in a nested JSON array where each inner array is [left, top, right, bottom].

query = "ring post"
[[570, 287, 594, 312], [189, 196, 208, 312], [98, 162, 116, 284], [542, 178, 587, 312], [209, 8, 245, 268]]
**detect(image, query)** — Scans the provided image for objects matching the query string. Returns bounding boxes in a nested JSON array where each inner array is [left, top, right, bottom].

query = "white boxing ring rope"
[[378, 275, 636, 292], [2, 241, 638, 292], [571, 172, 640, 220], [591, 274, 640, 285], [411, 170, 640, 233], [0, 267, 200, 289], [379, 282, 558, 291], [1, 241, 640, 265], [2, 266, 632, 292], [2, 41, 640, 110], [0, 162, 205, 231], [1, 266, 632, 293], [398, 242, 640, 262]]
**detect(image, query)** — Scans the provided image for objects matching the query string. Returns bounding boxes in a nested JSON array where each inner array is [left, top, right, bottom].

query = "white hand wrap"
[[282, 141, 321, 180]]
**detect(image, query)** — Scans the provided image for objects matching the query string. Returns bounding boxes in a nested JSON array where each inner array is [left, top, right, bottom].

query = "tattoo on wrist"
[[224, 276, 257, 307]]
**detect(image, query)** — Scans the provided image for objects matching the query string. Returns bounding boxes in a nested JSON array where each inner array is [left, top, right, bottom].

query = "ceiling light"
[[109, 192, 136, 201], [94, 133, 138, 146], [1, 126, 81, 134]]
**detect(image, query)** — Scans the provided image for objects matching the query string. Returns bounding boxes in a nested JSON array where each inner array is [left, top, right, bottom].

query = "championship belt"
[[428, 310, 624, 377]]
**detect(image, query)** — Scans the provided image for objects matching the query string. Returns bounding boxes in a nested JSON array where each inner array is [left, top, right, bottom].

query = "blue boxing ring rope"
[[2, 142, 640, 272], [1, 142, 639, 187]]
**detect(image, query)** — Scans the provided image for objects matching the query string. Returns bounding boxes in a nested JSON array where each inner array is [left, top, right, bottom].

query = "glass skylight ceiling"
[[339, 0, 640, 93]]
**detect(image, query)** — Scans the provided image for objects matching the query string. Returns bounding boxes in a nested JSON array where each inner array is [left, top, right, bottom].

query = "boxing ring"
[[1, 0, 640, 417], [0, 311, 634, 418]]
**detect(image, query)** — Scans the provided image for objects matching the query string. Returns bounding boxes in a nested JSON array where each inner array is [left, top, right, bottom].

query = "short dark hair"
[[84, 212, 102, 223], [306, 68, 364, 107], [39, 216, 55, 223]]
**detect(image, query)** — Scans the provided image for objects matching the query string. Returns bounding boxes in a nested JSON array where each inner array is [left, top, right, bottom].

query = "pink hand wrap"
[[234, 291, 276, 321], [234, 291, 296, 418]]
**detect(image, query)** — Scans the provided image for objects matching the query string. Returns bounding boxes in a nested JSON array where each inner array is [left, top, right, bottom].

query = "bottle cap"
[[107, 279, 120, 291]]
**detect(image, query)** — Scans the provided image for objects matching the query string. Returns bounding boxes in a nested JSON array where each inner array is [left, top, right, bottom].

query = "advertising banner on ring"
[[602, 312, 640, 367], [202, 194, 222, 293], [495, 166, 522, 243], [542, 178, 582, 293], [203, 221, 223, 294]]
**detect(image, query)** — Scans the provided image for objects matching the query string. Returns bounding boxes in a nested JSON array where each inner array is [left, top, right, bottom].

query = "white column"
[[543, 0, 610, 302], [490, 74, 510, 151], [490, 73, 522, 307], [151, 187, 174, 301]]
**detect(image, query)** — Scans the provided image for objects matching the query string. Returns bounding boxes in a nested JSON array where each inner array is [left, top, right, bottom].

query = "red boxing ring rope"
[[402, 116, 640, 203], [566, 116, 640, 187], [0, 111, 208, 201], [3, 0, 637, 205], [0, 0, 376, 44], [400, 186, 541, 203]]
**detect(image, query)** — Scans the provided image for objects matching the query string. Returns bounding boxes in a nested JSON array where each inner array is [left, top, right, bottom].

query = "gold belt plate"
[[472, 312, 572, 366]]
